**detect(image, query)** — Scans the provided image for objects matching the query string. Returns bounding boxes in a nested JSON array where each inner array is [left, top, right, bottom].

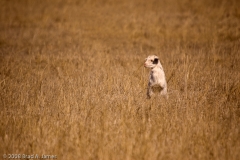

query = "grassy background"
[[0, 0, 240, 159]]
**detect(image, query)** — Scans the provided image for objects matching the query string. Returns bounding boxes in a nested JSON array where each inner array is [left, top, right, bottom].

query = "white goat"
[[144, 55, 168, 99]]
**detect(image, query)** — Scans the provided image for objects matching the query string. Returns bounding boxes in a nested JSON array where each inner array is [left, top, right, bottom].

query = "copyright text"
[[3, 154, 57, 159]]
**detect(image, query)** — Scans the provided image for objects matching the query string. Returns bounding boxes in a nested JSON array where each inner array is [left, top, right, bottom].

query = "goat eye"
[[151, 60, 153, 62]]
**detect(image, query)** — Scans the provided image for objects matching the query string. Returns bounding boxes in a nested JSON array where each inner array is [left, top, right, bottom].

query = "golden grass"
[[0, 0, 240, 159]]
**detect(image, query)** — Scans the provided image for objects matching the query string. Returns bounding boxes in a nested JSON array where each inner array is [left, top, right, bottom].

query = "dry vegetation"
[[0, 0, 240, 159]]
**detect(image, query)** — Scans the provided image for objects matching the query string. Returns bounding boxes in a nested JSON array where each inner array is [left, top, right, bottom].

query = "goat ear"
[[153, 58, 158, 64]]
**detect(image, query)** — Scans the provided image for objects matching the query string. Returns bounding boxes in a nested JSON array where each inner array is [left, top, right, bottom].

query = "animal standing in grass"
[[144, 55, 168, 99]]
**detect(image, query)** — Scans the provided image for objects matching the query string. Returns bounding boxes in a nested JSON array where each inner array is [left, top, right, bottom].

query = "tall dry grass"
[[0, 0, 240, 159]]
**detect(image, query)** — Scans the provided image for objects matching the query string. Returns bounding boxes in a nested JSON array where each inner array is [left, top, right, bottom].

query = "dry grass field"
[[0, 0, 240, 159]]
